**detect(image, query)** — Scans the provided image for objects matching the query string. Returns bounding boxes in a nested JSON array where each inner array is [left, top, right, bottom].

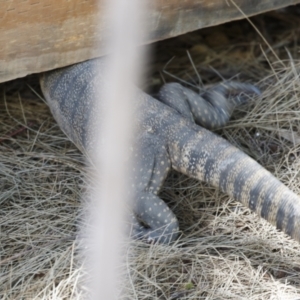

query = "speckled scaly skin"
[[40, 57, 300, 244]]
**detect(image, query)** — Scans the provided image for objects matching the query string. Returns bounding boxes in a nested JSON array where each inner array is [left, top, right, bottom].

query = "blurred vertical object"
[[87, 0, 148, 299]]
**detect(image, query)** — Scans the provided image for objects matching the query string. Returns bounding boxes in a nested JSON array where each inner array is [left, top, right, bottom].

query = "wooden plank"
[[1, 0, 300, 83]]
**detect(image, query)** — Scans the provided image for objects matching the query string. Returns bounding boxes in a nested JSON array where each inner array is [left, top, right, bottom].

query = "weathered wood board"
[[1, 0, 300, 83]]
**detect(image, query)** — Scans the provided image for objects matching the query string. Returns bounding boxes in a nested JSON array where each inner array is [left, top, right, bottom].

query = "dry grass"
[[2, 8, 300, 299]]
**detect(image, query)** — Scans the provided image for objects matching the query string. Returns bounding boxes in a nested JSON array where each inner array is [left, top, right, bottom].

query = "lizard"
[[40, 57, 300, 244]]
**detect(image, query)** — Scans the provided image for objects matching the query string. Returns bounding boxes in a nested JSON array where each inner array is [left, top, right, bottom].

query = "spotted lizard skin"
[[40, 57, 300, 244]]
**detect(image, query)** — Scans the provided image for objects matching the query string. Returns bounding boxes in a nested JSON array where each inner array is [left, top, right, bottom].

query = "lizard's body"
[[41, 57, 300, 243]]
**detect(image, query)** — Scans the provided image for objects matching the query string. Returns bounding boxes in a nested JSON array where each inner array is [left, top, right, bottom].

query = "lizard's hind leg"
[[130, 134, 180, 244], [158, 82, 260, 129]]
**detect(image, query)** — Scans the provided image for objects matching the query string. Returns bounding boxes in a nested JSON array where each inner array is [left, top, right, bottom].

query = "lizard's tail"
[[169, 126, 300, 241]]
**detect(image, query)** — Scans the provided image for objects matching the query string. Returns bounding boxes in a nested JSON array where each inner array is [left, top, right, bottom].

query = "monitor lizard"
[[40, 57, 300, 244]]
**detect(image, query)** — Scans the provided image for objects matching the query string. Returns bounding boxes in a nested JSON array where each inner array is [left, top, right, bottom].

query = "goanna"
[[40, 57, 300, 244]]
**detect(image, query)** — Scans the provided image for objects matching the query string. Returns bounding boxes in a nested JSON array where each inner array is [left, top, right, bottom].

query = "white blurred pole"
[[88, 0, 148, 299]]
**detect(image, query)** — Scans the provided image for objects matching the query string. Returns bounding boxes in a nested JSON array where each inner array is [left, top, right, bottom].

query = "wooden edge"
[[1, 0, 300, 83]]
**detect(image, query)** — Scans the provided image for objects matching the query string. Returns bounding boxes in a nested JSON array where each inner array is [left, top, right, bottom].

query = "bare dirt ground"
[[2, 6, 300, 299]]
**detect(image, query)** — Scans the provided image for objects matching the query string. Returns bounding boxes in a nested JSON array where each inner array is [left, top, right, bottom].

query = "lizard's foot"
[[158, 81, 261, 129], [130, 212, 180, 244], [211, 81, 261, 106]]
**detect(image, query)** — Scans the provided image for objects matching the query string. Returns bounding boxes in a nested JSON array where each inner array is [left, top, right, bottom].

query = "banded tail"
[[169, 125, 300, 241]]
